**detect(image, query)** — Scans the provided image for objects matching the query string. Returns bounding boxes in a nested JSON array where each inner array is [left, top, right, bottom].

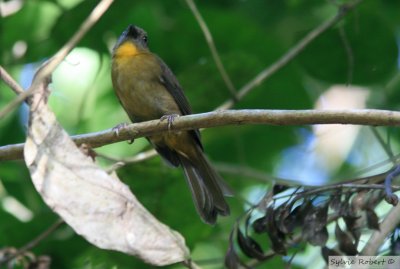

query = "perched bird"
[[111, 25, 230, 224]]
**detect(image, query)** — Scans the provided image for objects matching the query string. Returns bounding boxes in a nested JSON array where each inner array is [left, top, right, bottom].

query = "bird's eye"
[[142, 36, 148, 44]]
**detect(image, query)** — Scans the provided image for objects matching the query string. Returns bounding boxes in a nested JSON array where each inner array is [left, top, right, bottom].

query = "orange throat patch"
[[114, 42, 139, 58]]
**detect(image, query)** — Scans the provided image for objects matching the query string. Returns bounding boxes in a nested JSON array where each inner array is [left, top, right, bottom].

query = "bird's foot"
[[112, 123, 134, 144], [160, 114, 179, 130]]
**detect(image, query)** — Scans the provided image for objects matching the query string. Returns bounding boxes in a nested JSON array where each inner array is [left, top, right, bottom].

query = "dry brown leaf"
[[24, 90, 189, 266]]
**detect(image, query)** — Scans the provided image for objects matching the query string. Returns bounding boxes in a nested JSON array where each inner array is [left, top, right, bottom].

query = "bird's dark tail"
[[179, 150, 230, 225]]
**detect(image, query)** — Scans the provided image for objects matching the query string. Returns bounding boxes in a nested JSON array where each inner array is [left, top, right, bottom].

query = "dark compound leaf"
[[276, 206, 291, 234], [273, 184, 290, 195], [237, 228, 265, 260], [342, 194, 357, 217], [351, 191, 368, 212], [303, 205, 329, 244], [321, 246, 342, 264], [344, 192, 352, 205], [281, 205, 302, 234], [225, 242, 240, 269], [293, 200, 312, 223], [330, 194, 342, 213], [335, 223, 358, 256], [265, 207, 287, 255], [225, 228, 240, 269], [367, 190, 386, 208], [27, 256, 51, 269], [313, 205, 329, 231], [343, 214, 361, 245], [308, 227, 329, 247], [366, 208, 380, 231], [253, 216, 268, 234], [342, 212, 359, 228]]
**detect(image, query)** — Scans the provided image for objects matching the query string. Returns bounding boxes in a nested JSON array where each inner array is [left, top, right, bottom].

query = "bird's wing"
[[157, 56, 203, 149], [158, 56, 192, 115]]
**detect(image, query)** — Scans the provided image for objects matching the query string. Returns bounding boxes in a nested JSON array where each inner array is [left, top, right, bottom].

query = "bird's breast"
[[111, 54, 181, 122]]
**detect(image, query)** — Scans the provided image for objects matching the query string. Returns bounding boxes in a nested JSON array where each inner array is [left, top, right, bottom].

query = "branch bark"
[[1, 108, 400, 161]]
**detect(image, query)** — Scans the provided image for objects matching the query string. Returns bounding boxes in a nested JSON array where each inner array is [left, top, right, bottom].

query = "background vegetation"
[[1, 0, 400, 268]]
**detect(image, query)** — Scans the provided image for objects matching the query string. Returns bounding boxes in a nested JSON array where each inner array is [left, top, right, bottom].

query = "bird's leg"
[[112, 123, 135, 144], [160, 114, 180, 130]]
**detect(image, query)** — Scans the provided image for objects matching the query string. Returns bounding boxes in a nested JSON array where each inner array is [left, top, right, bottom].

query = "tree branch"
[[1, 108, 400, 161]]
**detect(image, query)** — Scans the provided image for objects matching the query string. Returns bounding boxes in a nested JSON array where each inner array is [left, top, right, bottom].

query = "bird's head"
[[112, 25, 149, 58]]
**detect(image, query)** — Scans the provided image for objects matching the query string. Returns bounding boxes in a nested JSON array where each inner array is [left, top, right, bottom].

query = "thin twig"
[[98, 149, 158, 171], [0, 219, 64, 266], [269, 176, 399, 202], [338, 25, 354, 84], [185, 0, 237, 100], [0, 86, 34, 119], [97, 149, 158, 164], [105, 161, 126, 173], [370, 127, 395, 162], [32, 0, 114, 84], [0, 65, 34, 120], [0, 65, 24, 94], [182, 259, 203, 269], [258, 166, 395, 203], [218, 0, 364, 110], [274, 183, 400, 202], [354, 153, 400, 176], [215, 162, 299, 185], [216, 160, 400, 188], [0, 0, 114, 120], [2, 108, 400, 161]]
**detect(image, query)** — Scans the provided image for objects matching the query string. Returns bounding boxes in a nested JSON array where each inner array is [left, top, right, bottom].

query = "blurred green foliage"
[[1, 0, 400, 268]]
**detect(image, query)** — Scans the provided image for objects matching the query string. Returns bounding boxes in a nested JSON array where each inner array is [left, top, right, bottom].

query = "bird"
[[111, 24, 230, 224]]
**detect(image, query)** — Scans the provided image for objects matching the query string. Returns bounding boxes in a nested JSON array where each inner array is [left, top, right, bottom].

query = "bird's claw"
[[112, 123, 134, 144], [160, 114, 179, 130], [112, 123, 128, 137]]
